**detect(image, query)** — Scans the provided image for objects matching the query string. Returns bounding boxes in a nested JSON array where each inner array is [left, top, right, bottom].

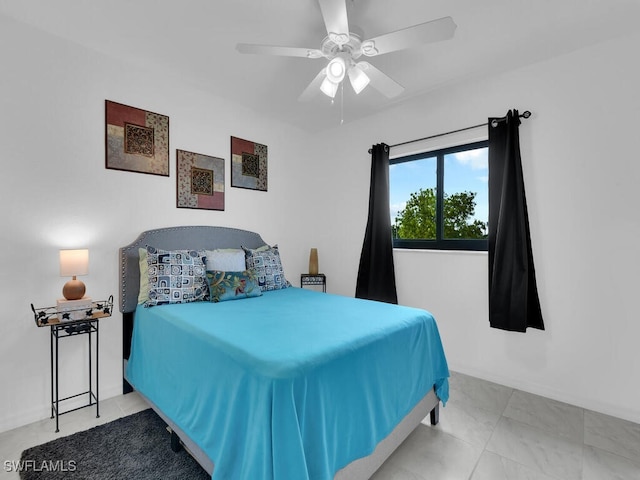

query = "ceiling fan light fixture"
[[326, 56, 347, 83], [348, 65, 370, 94], [320, 77, 339, 98], [237, 2, 457, 105]]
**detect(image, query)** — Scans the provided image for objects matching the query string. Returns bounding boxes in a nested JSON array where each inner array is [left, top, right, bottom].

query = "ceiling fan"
[[236, 0, 456, 101]]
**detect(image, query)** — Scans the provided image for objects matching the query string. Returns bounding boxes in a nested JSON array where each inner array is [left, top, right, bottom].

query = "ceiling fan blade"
[[362, 16, 456, 56], [298, 69, 327, 102], [318, 0, 350, 45], [236, 43, 324, 59], [357, 62, 404, 98]]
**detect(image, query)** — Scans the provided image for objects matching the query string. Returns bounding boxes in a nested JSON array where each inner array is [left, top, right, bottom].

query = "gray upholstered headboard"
[[119, 225, 266, 313]]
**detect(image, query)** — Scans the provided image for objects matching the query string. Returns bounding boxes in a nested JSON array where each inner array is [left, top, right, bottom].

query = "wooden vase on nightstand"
[[309, 248, 319, 275]]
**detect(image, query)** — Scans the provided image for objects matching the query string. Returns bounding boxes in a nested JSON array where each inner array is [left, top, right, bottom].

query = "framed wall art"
[[105, 100, 169, 176], [176, 149, 225, 211], [230, 136, 267, 191]]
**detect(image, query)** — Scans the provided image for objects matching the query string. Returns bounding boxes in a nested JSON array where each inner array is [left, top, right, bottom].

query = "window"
[[390, 140, 488, 251]]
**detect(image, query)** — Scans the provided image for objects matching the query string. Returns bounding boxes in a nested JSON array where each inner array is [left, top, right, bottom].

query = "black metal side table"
[[31, 296, 113, 432], [301, 274, 327, 292]]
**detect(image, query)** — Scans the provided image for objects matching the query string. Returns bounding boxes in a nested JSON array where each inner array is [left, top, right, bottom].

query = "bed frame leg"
[[429, 404, 439, 425], [170, 430, 183, 453]]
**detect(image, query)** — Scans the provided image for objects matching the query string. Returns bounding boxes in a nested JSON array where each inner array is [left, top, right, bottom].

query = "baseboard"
[[0, 384, 124, 435], [0, 405, 51, 435], [449, 363, 640, 425]]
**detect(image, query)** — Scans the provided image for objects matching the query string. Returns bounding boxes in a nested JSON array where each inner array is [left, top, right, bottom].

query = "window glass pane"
[[443, 147, 488, 239], [390, 156, 437, 240]]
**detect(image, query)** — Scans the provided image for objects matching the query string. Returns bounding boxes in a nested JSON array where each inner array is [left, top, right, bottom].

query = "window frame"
[[390, 140, 489, 252]]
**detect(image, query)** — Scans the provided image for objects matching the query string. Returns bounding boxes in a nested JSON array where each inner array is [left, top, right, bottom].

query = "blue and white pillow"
[[206, 269, 262, 302], [242, 245, 290, 292], [145, 246, 208, 307]]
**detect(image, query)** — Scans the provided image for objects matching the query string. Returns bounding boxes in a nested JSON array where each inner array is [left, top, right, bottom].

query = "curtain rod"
[[369, 110, 531, 153]]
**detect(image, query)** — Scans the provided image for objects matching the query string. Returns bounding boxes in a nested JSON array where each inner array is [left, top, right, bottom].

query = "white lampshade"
[[320, 77, 339, 98], [348, 65, 370, 94], [60, 249, 89, 277]]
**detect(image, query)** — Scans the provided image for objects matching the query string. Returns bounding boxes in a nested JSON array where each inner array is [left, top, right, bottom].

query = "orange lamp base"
[[62, 277, 86, 301]]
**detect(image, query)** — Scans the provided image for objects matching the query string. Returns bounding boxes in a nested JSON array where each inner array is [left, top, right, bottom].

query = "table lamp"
[[60, 249, 89, 300]]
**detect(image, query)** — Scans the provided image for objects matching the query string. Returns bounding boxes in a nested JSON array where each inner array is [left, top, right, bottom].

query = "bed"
[[120, 226, 449, 480]]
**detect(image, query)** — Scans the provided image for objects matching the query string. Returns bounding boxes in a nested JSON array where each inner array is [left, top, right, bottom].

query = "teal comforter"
[[126, 287, 449, 479]]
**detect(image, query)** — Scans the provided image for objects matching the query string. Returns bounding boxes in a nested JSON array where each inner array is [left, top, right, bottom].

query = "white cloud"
[[389, 201, 407, 221], [452, 150, 487, 170]]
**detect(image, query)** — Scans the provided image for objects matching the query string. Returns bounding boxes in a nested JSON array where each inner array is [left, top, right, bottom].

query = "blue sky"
[[389, 147, 488, 225]]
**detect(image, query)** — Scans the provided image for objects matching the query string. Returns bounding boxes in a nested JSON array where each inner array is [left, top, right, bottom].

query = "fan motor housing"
[[321, 33, 363, 60]]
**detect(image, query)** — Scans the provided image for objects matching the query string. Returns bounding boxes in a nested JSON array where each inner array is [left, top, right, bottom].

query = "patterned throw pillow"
[[145, 246, 208, 307], [242, 245, 290, 292], [206, 269, 263, 302]]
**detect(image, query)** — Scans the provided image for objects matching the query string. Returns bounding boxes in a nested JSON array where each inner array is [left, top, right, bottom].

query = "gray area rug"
[[19, 409, 210, 479]]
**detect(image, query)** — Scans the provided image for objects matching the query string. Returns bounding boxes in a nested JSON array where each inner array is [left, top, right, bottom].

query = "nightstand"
[[30, 296, 113, 432], [301, 274, 326, 293]]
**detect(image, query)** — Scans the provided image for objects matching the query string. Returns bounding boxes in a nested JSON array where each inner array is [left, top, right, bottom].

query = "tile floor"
[[372, 372, 640, 480], [1, 372, 639, 479]]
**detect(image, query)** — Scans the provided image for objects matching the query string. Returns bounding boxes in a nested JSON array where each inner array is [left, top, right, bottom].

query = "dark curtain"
[[355, 143, 398, 304], [488, 110, 544, 332]]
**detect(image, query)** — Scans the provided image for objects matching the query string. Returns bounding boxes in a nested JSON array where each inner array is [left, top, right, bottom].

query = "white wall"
[[0, 15, 317, 432], [310, 31, 640, 423]]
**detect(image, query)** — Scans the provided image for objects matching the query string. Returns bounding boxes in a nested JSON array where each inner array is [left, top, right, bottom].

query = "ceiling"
[[1, 0, 639, 132]]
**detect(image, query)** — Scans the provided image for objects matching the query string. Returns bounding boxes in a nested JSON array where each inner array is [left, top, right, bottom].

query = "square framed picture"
[[230, 136, 267, 191], [176, 149, 225, 211], [105, 100, 169, 176]]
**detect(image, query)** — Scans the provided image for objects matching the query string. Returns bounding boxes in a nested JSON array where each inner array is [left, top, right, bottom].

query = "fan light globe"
[[326, 57, 346, 83], [320, 77, 339, 98], [348, 65, 370, 94]]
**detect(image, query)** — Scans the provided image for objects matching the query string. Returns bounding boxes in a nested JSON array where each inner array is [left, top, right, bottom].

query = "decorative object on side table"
[[230, 136, 268, 191], [309, 248, 319, 275], [105, 100, 169, 176], [176, 149, 225, 211], [30, 296, 113, 432], [301, 274, 326, 293], [56, 297, 93, 322]]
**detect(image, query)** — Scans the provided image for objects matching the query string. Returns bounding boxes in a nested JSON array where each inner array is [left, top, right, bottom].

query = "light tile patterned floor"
[[1, 372, 639, 479], [372, 372, 640, 480]]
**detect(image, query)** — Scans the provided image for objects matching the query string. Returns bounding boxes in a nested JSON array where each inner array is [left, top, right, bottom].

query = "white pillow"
[[205, 248, 246, 272]]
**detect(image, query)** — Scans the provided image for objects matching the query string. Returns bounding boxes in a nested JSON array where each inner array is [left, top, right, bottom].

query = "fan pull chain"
[[340, 82, 344, 125]]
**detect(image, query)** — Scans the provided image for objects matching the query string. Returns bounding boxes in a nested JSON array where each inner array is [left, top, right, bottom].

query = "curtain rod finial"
[[368, 143, 389, 155]]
